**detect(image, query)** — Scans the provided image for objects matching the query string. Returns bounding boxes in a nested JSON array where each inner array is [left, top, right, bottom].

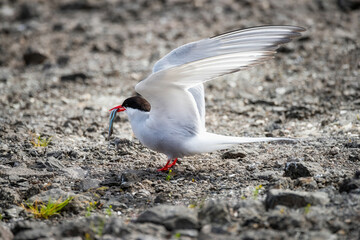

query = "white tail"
[[184, 132, 295, 155]]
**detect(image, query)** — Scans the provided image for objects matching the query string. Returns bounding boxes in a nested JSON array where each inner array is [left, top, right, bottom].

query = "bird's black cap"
[[122, 96, 151, 112]]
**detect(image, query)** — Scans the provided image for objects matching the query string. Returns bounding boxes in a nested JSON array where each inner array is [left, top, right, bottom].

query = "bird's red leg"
[[167, 158, 178, 168], [157, 158, 178, 172], [157, 159, 171, 172]]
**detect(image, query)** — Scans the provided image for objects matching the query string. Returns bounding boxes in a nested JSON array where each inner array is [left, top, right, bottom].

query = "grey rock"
[[29, 188, 74, 203], [36, 157, 65, 172], [0, 187, 21, 206], [239, 229, 289, 240], [174, 229, 199, 238], [5, 206, 24, 219], [63, 167, 87, 180], [136, 205, 199, 230], [307, 230, 337, 240], [253, 170, 278, 181], [265, 189, 329, 209], [0, 166, 53, 178], [80, 178, 101, 191], [295, 177, 318, 190], [267, 212, 306, 230], [198, 200, 231, 225], [104, 198, 127, 210], [103, 218, 167, 239], [0, 224, 14, 240], [222, 150, 246, 159], [12, 221, 51, 240]]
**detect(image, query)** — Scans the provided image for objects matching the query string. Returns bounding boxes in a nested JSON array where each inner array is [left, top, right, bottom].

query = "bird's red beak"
[[109, 105, 126, 112]]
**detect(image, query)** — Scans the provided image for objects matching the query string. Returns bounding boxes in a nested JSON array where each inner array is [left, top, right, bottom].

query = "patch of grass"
[[252, 185, 263, 200], [174, 232, 181, 238], [21, 197, 73, 219], [85, 201, 101, 217], [166, 170, 173, 181], [304, 203, 311, 214], [30, 134, 52, 147], [105, 205, 112, 216], [188, 198, 206, 209], [0, 213, 3, 220]]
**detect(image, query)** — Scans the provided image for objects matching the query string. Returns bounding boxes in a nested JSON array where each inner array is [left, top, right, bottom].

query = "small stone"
[[295, 177, 318, 190], [329, 147, 340, 156], [29, 188, 74, 203], [284, 161, 311, 179], [60, 73, 88, 82], [5, 206, 24, 219], [154, 193, 168, 204], [0, 224, 14, 240], [23, 50, 47, 65], [136, 205, 199, 230], [339, 178, 360, 193], [80, 178, 101, 191], [198, 200, 231, 225], [16, 3, 38, 20], [63, 167, 86, 180], [265, 189, 329, 209], [222, 150, 246, 159]]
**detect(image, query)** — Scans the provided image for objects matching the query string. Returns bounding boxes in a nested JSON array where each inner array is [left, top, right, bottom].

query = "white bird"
[[108, 25, 305, 171]]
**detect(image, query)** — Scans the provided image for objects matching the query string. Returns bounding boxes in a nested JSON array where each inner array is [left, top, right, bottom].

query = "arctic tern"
[[108, 25, 305, 171]]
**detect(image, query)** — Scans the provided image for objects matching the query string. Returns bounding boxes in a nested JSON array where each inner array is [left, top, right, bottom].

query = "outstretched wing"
[[137, 26, 305, 133]]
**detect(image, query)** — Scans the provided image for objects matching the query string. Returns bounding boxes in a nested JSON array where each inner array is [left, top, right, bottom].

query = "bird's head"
[[107, 96, 150, 140]]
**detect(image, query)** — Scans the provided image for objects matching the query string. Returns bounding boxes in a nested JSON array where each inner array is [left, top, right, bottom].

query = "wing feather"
[[137, 26, 305, 133]]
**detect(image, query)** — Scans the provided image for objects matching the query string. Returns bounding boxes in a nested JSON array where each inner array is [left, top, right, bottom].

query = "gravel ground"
[[0, 0, 359, 239]]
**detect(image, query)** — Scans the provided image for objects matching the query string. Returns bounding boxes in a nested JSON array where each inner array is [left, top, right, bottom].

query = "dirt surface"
[[0, 0, 359, 239]]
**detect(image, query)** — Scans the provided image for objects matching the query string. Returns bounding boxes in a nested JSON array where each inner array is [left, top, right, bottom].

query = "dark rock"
[[348, 150, 360, 162], [59, 1, 97, 11], [56, 55, 70, 67], [284, 161, 314, 179], [52, 23, 63, 31], [265, 189, 329, 209], [198, 200, 231, 225], [0, 187, 21, 206], [16, 3, 38, 21], [0, 224, 13, 240], [221, 149, 246, 159], [344, 142, 360, 148], [60, 73, 88, 82], [267, 212, 305, 230], [23, 50, 47, 65], [338, 0, 360, 11], [339, 178, 360, 193], [154, 193, 168, 204], [136, 205, 199, 230]]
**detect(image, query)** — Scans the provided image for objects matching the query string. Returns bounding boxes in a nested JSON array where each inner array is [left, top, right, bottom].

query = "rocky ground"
[[0, 0, 359, 239]]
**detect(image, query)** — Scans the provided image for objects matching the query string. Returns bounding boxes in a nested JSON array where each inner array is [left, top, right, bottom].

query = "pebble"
[[265, 189, 329, 209]]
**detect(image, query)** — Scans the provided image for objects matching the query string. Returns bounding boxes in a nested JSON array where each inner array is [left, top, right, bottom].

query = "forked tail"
[[184, 132, 295, 155]]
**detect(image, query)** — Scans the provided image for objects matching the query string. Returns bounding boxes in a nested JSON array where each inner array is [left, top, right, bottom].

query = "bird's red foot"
[[157, 158, 178, 172]]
